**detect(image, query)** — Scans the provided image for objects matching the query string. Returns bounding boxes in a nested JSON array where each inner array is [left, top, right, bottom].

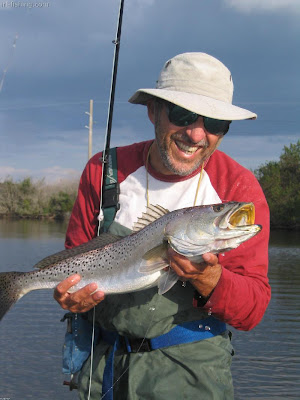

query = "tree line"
[[0, 140, 299, 228], [254, 140, 299, 230], [0, 177, 78, 220]]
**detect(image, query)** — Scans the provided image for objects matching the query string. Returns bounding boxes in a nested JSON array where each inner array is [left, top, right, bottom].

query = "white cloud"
[[0, 166, 31, 180], [224, 0, 300, 15], [0, 165, 80, 183], [218, 134, 300, 171], [41, 166, 80, 183]]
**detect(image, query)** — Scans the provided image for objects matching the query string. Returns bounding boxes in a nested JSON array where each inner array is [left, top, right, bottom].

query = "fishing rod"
[[103, 0, 124, 159], [98, 0, 125, 234], [89, 3, 126, 395]]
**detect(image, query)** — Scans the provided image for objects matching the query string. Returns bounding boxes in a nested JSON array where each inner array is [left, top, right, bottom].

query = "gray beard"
[[156, 134, 208, 176]]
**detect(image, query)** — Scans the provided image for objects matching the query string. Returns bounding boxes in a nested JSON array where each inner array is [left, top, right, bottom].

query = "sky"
[[0, 0, 299, 183]]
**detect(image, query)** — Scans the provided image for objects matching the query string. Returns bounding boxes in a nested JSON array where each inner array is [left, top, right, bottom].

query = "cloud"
[[224, 0, 300, 15], [0, 0, 157, 82], [0, 164, 80, 183], [40, 166, 80, 183], [0, 166, 31, 180], [218, 133, 300, 170]]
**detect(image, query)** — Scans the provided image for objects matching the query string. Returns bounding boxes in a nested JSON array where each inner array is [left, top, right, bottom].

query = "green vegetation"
[[255, 140, 300, 230], [0, 141, 299, 228], [0, 177, 78, 220]]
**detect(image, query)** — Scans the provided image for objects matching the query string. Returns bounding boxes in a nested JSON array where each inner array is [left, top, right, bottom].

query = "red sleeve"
[[64, 141, 149, 249], [64, 153, 103, 248], [201, 151, 271, 331]]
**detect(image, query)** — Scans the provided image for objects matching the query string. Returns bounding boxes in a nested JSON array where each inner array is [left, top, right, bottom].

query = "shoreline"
[[0, 213, 298, 231]]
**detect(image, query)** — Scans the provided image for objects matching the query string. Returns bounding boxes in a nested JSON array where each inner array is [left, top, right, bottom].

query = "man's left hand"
[[168, 248, 222, 298]]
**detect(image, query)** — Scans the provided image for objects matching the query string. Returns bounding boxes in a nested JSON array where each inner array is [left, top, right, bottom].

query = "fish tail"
[[0, 271, 26, 321]]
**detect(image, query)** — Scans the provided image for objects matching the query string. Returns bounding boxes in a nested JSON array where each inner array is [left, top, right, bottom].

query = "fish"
[[0, 202, 261, 321]]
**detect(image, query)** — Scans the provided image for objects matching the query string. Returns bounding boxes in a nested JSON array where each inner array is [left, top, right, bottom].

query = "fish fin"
[[34, 233, 122, 269], [0, 272, 25, 321], [158, 270, 178, 295], [132, 204, 169, 232], [139, 243, 169, 273], [139, 260, 169, 273]]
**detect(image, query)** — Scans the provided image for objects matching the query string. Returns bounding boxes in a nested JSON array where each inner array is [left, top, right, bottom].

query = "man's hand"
[[168, 248, 222, 298], [53, 274, 105, 313]]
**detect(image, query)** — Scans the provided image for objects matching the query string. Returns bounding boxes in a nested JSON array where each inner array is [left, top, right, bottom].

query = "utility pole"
[[85, 99, 94, 159]]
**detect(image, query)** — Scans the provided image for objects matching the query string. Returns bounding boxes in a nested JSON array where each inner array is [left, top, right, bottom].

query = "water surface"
[[0, 220, 299, 399]]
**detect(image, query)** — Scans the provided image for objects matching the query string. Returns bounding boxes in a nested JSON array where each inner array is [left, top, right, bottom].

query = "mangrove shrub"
[[255, 140, 300, 229]]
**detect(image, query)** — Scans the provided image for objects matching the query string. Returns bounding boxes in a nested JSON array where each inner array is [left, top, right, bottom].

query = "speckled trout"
[[0, 202, 261, 321]]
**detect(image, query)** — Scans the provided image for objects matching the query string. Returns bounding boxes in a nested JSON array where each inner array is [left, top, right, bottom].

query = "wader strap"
[[100, 316, 226, 400], [101, 147, 120, 233]]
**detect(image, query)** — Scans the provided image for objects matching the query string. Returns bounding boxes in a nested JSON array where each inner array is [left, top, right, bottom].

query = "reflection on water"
[[232, 230, 300, 399], [0, 218, 69, 239], [0, 220, 299, 400]]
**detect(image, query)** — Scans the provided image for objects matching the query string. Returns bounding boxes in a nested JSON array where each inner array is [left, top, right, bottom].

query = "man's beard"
[[155, 129, 209, 176]]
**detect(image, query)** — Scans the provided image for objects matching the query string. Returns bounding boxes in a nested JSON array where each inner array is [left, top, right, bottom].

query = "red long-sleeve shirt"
[[65, 140, 271, 331]]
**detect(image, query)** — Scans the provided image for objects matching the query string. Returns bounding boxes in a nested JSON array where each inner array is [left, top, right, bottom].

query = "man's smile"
[[174, 140, 200, 155]]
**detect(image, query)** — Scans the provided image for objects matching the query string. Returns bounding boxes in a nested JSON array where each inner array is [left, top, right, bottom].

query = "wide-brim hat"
[[128, 52, 257, 121]]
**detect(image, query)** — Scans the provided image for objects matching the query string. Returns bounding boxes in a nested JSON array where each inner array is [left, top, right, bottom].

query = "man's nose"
[[185, 117, 207, 143]]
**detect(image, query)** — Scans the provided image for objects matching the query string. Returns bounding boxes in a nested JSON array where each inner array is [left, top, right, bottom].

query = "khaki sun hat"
[[128, 52, 257, 121]]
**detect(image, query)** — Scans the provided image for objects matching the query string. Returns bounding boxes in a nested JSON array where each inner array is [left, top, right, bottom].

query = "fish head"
[[164, 202, 262, 259]]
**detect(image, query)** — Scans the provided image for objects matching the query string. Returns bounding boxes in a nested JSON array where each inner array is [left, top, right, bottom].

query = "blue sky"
[[0, 0, 299, 182]]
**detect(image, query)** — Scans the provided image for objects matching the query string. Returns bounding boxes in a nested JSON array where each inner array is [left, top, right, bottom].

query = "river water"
[[0, 219, 299, 400]]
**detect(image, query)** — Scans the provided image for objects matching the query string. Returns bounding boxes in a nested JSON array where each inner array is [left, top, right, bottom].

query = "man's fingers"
[[71, 282, 98, 303], [54, 274, 81, 300], [202, 253, 218, 266], [67, 287, 105, 313], [54, 275, 105, 312], [91, 290, 105, 302], [167, 248, 220, 280]]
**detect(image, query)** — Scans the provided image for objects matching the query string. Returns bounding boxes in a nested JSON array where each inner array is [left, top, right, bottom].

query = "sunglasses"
[[164, 101, 231, 135]]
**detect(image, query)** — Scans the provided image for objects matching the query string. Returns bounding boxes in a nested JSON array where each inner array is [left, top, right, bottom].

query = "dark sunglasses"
[[164, 101, 231, 135]]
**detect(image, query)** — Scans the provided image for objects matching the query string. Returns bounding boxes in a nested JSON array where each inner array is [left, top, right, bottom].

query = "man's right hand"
[[53, 274, 105, 313]]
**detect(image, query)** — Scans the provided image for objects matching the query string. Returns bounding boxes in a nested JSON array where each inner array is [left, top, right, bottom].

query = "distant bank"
[[0, 141, 299, 230], [0, 177, 78, 220], [254, 140, 299, 230]]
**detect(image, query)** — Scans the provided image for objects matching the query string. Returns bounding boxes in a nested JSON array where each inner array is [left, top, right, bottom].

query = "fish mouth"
[[228, 203, 255, 228]]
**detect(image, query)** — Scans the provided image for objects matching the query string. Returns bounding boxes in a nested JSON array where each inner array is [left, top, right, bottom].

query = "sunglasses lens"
[[167, 103, 199, 127], [165, 102, 231, 135], [203, 117, 230, 135]]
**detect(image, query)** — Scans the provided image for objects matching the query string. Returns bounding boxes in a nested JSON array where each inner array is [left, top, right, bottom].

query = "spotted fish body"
[[0, 202, 261, 321]]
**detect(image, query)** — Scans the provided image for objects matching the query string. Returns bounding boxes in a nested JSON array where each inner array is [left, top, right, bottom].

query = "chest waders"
[[61, 147, 227, 398]]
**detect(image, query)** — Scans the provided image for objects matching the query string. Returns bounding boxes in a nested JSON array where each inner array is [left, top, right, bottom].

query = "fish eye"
[[213, 204, 225, 213]]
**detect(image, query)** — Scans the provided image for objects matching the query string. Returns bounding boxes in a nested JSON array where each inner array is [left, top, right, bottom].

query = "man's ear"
[[147, 99, 155, 125]]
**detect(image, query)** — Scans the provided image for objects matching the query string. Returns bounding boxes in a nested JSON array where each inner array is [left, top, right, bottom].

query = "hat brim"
[[128, 89, 257, 121]]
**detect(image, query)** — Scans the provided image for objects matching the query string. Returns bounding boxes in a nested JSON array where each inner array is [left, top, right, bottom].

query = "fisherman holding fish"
[[54, 53, 270, 399]]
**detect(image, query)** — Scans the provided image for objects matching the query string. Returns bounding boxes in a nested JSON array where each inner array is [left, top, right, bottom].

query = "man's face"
[[148, 101, 224, 176]]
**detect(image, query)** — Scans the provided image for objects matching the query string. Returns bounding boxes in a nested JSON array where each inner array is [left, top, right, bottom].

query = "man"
[[55, 53, 270, 399]]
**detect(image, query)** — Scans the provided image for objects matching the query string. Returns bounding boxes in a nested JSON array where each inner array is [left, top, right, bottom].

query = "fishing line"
[[87, 306, 96, 400], [100, 268, 171, 400]]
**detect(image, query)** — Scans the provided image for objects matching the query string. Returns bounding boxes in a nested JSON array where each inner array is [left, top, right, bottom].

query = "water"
[[0, 220, 299, 400], [231, 230, 300, 399]]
